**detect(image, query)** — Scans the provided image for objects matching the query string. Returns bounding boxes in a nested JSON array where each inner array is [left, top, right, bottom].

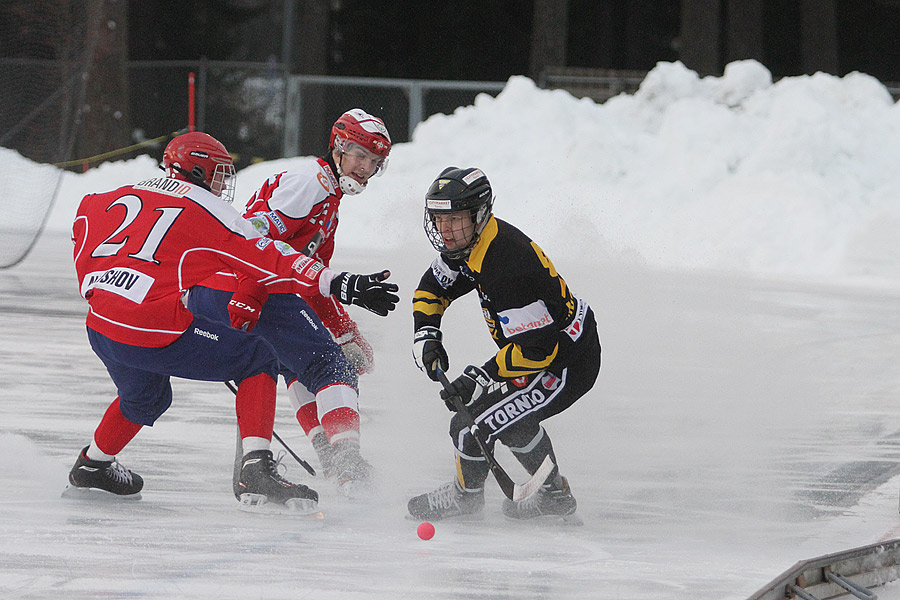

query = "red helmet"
[[330, 109, 391, 159], [162, 132, 236, 203]]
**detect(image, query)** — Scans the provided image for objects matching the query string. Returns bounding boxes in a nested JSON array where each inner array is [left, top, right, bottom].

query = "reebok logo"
[[299, 310, 319, 330], [194, 327, 219, 341]]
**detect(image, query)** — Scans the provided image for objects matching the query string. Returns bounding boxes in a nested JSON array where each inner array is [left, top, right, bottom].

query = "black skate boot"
[[329, 440, 373, 500], [501, 475, 580, 523], [408, 481, 485, 521], [65, 446, 143, 499], [236, 449, 319, 514]]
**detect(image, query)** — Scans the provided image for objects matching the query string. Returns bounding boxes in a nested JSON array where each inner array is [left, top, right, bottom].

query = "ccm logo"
[[229, 299, 257, 313]]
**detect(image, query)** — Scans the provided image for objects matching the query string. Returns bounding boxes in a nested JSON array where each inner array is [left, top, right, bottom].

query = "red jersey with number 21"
[[73, 176, 334, 348]]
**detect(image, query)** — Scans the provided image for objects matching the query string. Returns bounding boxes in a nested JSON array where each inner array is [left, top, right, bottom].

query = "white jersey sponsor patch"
[[431, 256, 459, 289], [497, 299, 553, 337], [81, 267, 154, 304]]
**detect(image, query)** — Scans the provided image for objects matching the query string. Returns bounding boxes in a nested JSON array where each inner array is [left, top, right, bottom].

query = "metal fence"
[[282, 74, 506, 158], [127, 60, 507, 167], [0, 57, 510, 168]]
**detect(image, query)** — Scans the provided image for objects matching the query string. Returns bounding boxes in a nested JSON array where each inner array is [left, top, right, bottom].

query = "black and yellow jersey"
[[413, 215, 590, 381]]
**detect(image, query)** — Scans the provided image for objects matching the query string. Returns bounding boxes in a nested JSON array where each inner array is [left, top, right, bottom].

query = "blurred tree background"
[[2, 0, 900, 168]]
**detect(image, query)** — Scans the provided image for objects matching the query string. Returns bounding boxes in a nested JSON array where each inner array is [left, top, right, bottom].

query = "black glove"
[[413, 326, 449, 382], [330, 270, 400, 317], [439, 365, 492, 412]]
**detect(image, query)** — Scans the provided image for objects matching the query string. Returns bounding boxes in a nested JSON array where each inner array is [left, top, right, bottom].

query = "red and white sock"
[[288, 380, 360, 444], [287, 379, 323, 439], [317, 383, 360, 445]]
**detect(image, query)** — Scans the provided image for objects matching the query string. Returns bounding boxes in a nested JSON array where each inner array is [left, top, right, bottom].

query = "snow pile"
[[31, 59, 900, 284]]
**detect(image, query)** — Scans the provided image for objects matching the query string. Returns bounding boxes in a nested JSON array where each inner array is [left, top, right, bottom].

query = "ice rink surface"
[[3, 232, 900, 599], [6, 57, 900, 599]]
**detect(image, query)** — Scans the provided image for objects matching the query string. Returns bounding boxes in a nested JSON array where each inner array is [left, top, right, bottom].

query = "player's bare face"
[[434, 211, 475, 251], [336, 144, 383, 185]]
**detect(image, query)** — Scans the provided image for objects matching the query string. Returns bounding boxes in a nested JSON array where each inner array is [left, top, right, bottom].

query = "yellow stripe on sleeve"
[[413, 290, 450, 317]]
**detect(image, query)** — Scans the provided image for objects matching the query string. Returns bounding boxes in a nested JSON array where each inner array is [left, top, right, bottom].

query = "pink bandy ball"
[[417, 521, 435, 540]]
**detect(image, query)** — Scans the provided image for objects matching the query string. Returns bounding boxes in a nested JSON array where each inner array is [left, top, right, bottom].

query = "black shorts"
[[449, 309, 601, 452]]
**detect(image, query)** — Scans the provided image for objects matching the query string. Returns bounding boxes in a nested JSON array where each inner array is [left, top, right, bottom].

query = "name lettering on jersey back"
[[134, 177, 192, 197], [81, 268, 154, 303], [497, 300, 554, 337]]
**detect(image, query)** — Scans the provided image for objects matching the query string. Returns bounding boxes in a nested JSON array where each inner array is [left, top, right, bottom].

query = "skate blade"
[[237, 493, 322, 517], [502, 511, 584, 526], [61, 485, 142, 502], [404, 511, 485, 522]]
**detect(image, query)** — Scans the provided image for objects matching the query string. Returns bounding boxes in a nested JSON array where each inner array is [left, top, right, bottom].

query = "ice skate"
[[329, 440, 373, 500], [236, 449, 319, 515], [407, 481, 484, 521], [63, 446, 143, 499], [501, 475, 581, 524]]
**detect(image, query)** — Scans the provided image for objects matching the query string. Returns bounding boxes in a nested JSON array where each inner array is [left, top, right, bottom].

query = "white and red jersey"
[[73, 176, 336, 348], [201, 157, 352, 333], [245, 158, 342, 266]]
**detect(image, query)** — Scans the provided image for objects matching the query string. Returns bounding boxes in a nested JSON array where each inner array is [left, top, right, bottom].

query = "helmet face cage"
[[424, 204, 491, 259], [210, 162, 236, 204], [423, 167, 493, 259]]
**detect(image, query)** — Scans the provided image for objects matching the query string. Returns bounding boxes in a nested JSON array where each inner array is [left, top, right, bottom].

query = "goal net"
[[0, 2, 102, 268]]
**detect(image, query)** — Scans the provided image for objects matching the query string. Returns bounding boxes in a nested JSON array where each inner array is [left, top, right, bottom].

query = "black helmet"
[[424, 166, 494, 259]]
